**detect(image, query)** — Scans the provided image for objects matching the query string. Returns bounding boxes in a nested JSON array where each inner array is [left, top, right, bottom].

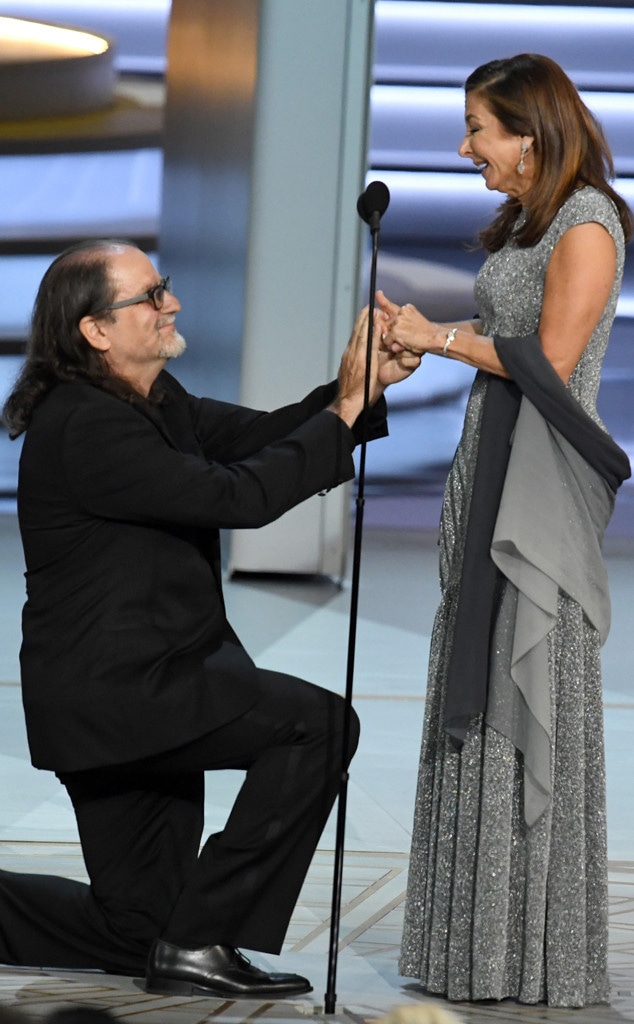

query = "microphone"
[[327, 174, 391, 1017], [356, 180, 390, 230]]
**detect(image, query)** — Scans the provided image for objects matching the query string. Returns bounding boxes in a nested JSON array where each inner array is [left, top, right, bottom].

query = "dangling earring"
[[517, 141, 528, 175]]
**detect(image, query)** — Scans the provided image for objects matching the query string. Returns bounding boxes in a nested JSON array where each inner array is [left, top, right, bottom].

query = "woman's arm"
[[376, 291, 510, 377], [538, 221, 616, 383], [379, 220, 617, 384]]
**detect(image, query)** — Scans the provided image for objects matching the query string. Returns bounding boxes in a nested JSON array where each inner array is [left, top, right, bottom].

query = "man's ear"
[[78, 315, 110, 352]]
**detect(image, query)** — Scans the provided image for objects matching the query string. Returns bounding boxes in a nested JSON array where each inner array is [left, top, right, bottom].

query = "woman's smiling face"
[[458, 92, 534, 201]]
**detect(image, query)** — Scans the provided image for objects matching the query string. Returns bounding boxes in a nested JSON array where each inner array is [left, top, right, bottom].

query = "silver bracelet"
[[443, 327, 458, 356]]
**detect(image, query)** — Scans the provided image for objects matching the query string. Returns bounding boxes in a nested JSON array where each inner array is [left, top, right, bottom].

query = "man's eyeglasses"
[[97, 276, 172, 314]]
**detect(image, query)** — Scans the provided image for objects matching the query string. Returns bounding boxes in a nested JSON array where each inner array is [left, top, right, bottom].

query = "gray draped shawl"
[[443, 334, 631, 824]]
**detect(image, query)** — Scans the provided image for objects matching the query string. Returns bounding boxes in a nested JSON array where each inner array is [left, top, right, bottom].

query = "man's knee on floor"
[[329, 694, 360, 763]]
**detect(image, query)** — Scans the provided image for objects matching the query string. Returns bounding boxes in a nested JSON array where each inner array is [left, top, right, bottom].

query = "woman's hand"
[[376, 290, 438, 355], [356, 302, 421, 390], [377, 317, 422, 385]]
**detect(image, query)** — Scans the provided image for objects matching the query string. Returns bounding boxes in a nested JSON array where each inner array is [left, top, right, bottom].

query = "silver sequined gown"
[[399, 187, 626, 1007]]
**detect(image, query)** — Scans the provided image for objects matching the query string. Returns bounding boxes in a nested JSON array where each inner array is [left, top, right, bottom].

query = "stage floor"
[[1, 516, 633, 1024]]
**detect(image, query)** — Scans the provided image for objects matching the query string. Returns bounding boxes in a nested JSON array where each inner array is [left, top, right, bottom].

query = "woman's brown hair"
[[466, 53, 633, 251]]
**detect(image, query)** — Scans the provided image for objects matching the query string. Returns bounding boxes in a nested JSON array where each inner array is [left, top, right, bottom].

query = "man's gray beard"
[[159, 331, 187, 360]]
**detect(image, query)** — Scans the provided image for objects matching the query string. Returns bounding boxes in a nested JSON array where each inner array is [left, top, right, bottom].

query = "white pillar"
[[231, 0, 375, 576]]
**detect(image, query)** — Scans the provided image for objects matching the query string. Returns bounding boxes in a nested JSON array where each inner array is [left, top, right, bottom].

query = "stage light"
[[0, 15, 114, 119], [0, 16, 108, 58]]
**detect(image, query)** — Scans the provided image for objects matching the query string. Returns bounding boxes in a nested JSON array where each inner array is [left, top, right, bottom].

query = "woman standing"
[[379, 54, 632, 1007]]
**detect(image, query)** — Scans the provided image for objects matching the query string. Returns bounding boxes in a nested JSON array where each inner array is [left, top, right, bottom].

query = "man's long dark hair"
[[2, 238, 146, 438]]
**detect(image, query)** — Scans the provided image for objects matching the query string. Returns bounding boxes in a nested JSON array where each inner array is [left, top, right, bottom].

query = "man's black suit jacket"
[[17, 371, 386, 773]]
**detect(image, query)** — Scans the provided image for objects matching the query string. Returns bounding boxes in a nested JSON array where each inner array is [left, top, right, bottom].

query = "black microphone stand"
[[324, 184, 389, 1015]]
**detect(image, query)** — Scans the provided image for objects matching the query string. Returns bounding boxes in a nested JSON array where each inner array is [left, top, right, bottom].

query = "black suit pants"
[[0, 670, 359, 974]]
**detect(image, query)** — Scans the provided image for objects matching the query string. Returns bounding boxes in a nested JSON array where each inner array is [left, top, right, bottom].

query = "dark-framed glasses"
[[100, 276, 172, 313]]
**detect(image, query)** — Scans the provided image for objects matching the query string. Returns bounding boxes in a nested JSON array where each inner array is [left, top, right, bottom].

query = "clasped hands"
[[332, 292, 427, 428], [375, 290, 437, 357]]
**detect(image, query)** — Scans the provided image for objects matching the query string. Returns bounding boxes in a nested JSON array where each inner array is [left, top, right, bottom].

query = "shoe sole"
[[145, 977, 313, 999]]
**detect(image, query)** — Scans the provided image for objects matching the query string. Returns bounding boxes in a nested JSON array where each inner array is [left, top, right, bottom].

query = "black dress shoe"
[[145, 938, 312, 998]]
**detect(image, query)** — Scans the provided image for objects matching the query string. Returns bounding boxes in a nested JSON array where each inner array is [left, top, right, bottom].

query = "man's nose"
[[164, 289, 181, 312]]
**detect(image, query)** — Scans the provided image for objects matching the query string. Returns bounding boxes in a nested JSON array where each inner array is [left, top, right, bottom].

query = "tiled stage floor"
[[0, 511, 633, 1024]]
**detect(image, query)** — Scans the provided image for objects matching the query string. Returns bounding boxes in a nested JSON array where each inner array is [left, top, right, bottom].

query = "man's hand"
[[377, 342, 422, 387], [328, 306, 382, 428]]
